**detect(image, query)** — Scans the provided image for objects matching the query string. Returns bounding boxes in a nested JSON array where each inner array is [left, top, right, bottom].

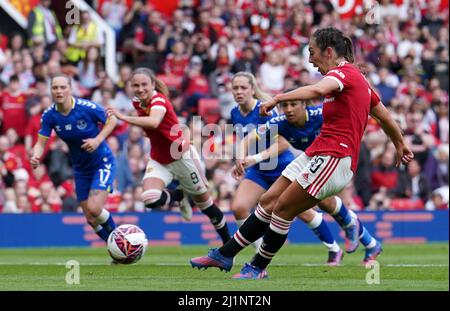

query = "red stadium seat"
[[391, 199, 424, 210], [156, 74, 183, 89], [198, 98, 221, 124]]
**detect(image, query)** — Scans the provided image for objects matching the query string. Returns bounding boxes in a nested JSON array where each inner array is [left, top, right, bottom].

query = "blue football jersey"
[[259, 105, 323, 151], [230, 101, 294, 177], [39, 97, 114, 172]]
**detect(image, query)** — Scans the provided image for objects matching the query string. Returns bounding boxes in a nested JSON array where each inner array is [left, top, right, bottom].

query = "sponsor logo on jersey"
[[323, 97, 335, 103], [65, 124, 72, 131]]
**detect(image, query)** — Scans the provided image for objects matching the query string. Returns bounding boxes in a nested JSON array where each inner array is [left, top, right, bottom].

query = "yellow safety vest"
[[66, 22, 99, 63], [30, 7, 62, 46]]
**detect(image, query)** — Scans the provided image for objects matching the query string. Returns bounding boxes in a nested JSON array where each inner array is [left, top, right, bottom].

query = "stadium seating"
[[198, 98, 221, 124]]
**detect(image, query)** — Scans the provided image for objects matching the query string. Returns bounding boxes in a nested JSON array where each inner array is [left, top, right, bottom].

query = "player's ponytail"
[[343, 36, 355, 64], [131, 67, 170, 98], [232, 72, 272, 102]]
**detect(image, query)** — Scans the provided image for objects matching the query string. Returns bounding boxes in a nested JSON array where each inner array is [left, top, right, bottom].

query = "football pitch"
[[0, 243, 447, 291]]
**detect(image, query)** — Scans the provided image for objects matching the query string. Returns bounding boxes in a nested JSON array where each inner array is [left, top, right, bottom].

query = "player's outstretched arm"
[[106, 107, 165, 129], [243, 135, 290, 169], [260, 78, 339, 116], [30, 135, 48, 169], [370, 102, 414, 167]]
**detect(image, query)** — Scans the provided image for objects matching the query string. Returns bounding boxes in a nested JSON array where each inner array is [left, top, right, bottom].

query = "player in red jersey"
[[190, 27, 414, 278], [107, 68, 231, 244]]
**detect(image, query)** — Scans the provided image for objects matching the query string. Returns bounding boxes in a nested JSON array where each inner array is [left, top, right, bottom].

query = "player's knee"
[[297, 209, 315, 223], [84, 201, 101, 218], [231, 201, 249, 218], [192, 196, 213, 210], [273, 196, 291, 219], [260, 192, 276, 213], [317, 196, 336, 213], [141, 189, 166, 209]]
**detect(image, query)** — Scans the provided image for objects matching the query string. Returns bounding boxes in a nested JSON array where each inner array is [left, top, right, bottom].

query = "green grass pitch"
[[0, 243, 447, 291]]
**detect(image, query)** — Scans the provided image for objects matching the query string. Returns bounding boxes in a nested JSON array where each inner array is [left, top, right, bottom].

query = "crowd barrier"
[[0, 210, 447, 247]]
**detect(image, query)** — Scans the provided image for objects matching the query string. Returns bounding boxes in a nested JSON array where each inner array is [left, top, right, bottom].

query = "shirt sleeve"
[[90, 101, 108, 124], [370, 87, 381, 108], [324, 67, 350, 92], [38, 111, 53, 138], [150, 96, 168, 112]]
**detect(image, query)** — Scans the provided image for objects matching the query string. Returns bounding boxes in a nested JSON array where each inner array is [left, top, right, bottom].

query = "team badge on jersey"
[[77, 119, 87, 130], [257, 124, 268, 135]]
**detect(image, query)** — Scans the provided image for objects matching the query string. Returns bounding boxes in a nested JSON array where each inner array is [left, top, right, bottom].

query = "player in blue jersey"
[[225, 72, 346, 265], [30, 74, 118, 243], [237, 97, 382, 264]]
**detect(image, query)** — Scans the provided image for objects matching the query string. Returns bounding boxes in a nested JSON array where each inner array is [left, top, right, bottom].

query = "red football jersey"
[[132, 91, 187, 164], [0, 91, 27, 137], [305, 62, 380, 173]]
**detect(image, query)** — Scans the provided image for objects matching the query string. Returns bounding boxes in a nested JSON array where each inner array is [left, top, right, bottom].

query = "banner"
[[9, 0, 39, 18], [0, 210, 447, 247]]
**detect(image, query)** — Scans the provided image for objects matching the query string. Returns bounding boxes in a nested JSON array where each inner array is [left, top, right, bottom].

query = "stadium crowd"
[[0, 0, 448, 214]]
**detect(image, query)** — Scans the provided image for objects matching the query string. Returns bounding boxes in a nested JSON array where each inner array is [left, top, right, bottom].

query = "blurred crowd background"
[[0, 0, 448, 214]]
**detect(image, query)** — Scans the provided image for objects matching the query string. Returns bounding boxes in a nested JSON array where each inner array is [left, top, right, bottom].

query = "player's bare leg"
[[81, 189, 116, 242], [231, 179, 266, 250]]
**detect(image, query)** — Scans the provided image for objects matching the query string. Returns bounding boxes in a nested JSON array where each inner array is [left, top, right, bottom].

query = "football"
[[107, 224, 148, 264]]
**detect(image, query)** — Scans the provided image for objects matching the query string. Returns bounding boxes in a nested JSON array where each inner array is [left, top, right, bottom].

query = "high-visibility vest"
[[66, 22, 99, 63], [30, 6, 62, 45]]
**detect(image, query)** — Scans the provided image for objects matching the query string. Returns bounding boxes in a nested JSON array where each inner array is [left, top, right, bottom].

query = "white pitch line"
[[0, 262, 447, 267]]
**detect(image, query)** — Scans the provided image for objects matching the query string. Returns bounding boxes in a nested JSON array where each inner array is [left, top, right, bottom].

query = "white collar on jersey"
[[338, 61, 348, 67]]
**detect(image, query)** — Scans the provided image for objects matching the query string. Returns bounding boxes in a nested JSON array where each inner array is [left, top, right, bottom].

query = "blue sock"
[[95, 225, 110, 241], [308, 213, 339, 251], [331, 196, 353, 228], [311, 219, 336, 245], [101, 214, 117, 234], [96, 209, 116, 235], [358, 220, 376, 248]]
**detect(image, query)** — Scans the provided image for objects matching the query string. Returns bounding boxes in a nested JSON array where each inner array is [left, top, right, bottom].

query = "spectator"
[[77, 46, 103, 91], [231, 46, 259, 75], [66, 10, 104, 65], [371, 146, 400, 194], [125, 11, 162, 71], [100, 0, 127, 37], [0, 75, 27, 139], [164, 41, 190, 78], [26, 0, 62, 50], [424, 144, 449, 191], [259, 51, 285, 94], [181, 56, 210, 114], [396, 159, 430, 204], [425, 186, 449, 210]]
